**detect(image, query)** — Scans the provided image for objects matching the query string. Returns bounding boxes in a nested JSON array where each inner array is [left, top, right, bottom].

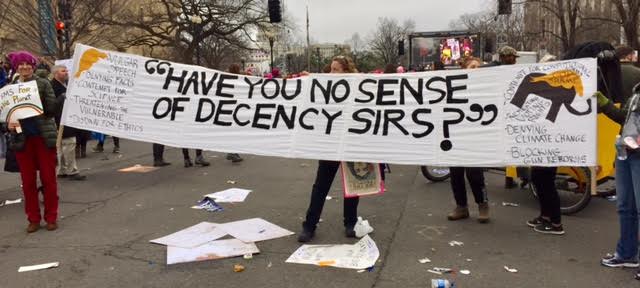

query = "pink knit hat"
[[7, 51, 38, 72]]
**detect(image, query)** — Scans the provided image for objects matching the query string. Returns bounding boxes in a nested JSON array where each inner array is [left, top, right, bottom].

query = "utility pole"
[[58, 0, 72, 58], [306, 4, 311, 72], [37, 0, 58, 56]]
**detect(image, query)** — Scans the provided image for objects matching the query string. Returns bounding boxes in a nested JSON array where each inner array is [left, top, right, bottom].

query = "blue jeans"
[[615, 152, 640, 260]]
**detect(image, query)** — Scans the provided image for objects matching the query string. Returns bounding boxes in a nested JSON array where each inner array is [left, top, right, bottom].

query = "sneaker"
[[635, 270, 640, 280], [226, 153, 244, 163], [533, 221, 565, 235], [478, 203, 490, 223], [113, 146, 120, 154], [297, 229, 315, 243], [601, 253, 640, 268], [57, 174, 68, 179], [92, 145, 104, 153], [195, 155, 210, 167], [526, 216, 544, 228], [447, 206, 469, 221]]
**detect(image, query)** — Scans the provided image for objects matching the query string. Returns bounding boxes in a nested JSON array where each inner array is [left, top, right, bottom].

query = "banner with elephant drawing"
[[62, 44, 597, 166]]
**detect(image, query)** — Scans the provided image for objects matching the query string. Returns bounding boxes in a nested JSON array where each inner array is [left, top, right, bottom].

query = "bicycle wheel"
[[421, 166, 451, 182], [529, 167, 592, 215]]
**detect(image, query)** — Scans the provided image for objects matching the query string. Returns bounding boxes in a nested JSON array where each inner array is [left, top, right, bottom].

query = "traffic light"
[[55, 21, 65, 38], [498, 0, 512, 15], [268, 0, 281, 23]]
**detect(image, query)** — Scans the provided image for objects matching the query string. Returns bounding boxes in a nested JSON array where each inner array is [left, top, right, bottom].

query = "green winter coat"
[[8, 75, 60, 151]]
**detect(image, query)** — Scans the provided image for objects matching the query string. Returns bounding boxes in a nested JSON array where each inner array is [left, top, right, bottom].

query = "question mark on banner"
[[441, 108, 465, 151]]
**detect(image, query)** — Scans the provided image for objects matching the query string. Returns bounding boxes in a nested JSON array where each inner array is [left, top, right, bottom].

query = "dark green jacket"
[[620, 63, 640, 104], [8, 76, 60, 151]]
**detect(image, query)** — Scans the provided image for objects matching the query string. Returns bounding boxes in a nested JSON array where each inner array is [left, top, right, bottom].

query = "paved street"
[[0, 139, 636, 288]]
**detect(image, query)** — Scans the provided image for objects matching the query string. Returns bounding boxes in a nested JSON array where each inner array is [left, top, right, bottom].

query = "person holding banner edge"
[[298, 55, 362, 243], [6, 51, 60, 233], [447, 57, 489, 223], [50, 65, 86, 181], [527, 42, 623, 236]]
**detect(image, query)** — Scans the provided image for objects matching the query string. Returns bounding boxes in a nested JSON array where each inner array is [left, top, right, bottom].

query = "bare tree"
[[583, 0, 640, 48], [200, 34, 251, 70], [1, 0, 127, 56], [524, 0, 587, 53], [615, 0, 640, 49], [100, 0, 270, 64], [368, 17, 414, 65], [450, 1, 531, 51]]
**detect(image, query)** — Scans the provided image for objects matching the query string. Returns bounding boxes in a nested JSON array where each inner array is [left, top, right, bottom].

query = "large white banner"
[[62, 44, 597, 166]]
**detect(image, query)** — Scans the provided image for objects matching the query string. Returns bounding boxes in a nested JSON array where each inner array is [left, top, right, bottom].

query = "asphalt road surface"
[[0, 139, 635, 287]]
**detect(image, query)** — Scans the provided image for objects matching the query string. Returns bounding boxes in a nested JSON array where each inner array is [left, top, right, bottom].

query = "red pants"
[[15, 136, 58, 224]]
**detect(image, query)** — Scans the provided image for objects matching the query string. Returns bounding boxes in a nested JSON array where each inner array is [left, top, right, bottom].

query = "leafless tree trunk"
[[0, 0, 128, 56], [613, 0, 640, 49], [368, 17, 414, 65], [99, 0, 270, 64]]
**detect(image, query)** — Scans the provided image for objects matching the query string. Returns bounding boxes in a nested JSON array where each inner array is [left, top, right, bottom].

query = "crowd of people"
[[2, 39, 640, 280]]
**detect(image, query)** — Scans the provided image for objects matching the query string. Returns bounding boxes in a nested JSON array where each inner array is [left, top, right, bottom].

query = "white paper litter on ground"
[[504, 266, 518, 273], [501, 202, 520, 207], [204, 188, 252, 203], [418, 257, 431, 264], [166, 239, 259, 265], [427, 269, 442, 275], [448, 241, 464, 247], [220, 218, 294, 243], [150, 222, 227, 248], [18, 262, 59, 272], [1, 198, 22, 207], [285, 235, 379, 270], [460, 269, 471, 275], [354, 217, 374, 238]]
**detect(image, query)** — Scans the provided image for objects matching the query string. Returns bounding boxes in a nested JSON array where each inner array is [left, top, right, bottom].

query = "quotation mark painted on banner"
[[440, 104, 498, 151]]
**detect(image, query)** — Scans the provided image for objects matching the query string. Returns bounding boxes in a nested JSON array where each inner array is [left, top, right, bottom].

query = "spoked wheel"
[[529, 167, 592, 215], [421, 166, 451, 182]]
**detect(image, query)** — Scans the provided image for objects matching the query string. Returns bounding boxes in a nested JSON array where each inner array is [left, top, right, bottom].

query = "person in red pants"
[[6, 51, 60, 233]]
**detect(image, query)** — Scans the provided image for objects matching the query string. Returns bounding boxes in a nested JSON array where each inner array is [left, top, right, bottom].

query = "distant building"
[[310, 44, 351, 59], [523, 0, 622, 56]]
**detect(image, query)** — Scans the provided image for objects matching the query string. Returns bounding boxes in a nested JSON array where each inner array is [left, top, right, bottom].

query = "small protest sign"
[[0, 81, 43, 124]]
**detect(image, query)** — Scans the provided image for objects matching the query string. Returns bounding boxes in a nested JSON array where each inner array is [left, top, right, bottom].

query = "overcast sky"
[[283, 0, 491, 44]]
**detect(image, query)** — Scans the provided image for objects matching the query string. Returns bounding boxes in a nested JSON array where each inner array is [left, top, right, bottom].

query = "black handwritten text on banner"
[[62, 44, 597, 166]]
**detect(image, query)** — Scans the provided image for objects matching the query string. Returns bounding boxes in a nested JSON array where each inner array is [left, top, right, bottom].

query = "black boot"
[[297, 229, 315, 243], [154, 160, 171, 167], [195, 155, 210, 166], [184, 158, 193, 168]]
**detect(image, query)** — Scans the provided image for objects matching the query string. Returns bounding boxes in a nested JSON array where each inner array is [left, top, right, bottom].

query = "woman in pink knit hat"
[[6, 51, 61, 233]]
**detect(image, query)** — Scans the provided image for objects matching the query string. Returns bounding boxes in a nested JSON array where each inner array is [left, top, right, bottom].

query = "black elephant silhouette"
[[510, 70, 592, 123]]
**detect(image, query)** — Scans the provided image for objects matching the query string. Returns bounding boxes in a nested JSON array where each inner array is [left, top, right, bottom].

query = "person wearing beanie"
[[6, 51, 61, 233]]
